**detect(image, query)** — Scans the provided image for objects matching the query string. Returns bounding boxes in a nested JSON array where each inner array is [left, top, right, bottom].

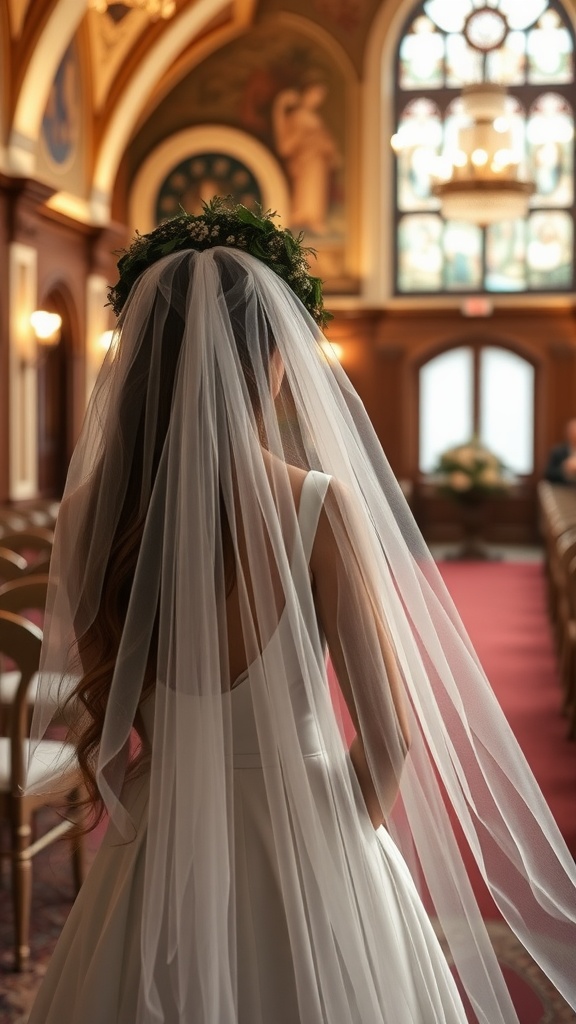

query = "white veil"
[[29, 245, 576, 1023]]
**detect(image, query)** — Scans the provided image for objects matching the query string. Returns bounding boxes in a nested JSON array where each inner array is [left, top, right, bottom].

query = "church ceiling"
[[7, 0, 32, 38]]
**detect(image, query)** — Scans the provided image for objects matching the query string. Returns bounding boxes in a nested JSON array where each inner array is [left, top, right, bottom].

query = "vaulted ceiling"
[[0, 0, 257, 218]]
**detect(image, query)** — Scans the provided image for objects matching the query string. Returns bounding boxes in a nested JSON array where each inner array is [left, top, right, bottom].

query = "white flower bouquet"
[[435, 440, 511, 501]]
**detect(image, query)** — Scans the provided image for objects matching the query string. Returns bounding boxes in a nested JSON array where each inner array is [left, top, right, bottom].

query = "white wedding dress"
[[28, 472, 467, 1024]]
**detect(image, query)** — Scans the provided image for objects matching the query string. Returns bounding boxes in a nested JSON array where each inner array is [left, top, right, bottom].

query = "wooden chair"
[[0, 575, 49, 615], [538, 482, 576, 619], [23, 551, 52, 577], [560, 555, 576, 738], [549, 528, 576, 654], [0, 577, 49, 734], [0, 611, 84, 970], [0, 513, 29, 535], [0, 528, 53, 571], [19, 500, 60, 529], [0, 548, 28, 583]]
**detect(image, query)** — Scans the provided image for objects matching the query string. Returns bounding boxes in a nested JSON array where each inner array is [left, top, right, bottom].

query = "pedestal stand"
[[448, 495, 500, 561]]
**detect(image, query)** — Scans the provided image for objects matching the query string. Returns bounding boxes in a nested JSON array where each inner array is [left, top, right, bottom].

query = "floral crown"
[[108, 197, 332, 327]]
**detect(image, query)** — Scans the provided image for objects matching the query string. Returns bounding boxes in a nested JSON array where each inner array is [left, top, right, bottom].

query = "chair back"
[[0, 575, 49, 617], [0, 513, 29, 535], [558, 529, 576, 573], [566, 555, 576, 615], [0, 548, 28, 582], [0, 611, 43, 793], [0, 527, 54, 556]]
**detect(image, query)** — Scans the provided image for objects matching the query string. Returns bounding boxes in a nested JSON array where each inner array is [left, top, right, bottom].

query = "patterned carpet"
[[0, 814, 575, 1023]]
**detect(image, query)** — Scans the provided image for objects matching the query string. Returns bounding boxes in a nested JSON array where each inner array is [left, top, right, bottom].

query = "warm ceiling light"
[[30, 311, 62, 345], [98, 330, 115, 352], [493, 117, 509, 133], [320, 340, 343, 363], [394, 3, 540, 226], [89, 0, 176, 20], [432, 84, 534, 225]]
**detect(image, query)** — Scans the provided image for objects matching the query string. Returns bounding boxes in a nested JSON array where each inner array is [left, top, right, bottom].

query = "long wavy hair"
[[66, 256, 276, 833]]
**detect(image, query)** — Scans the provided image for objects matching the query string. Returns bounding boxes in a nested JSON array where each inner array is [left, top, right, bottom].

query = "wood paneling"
[[331, 305, 576, 542], [0, 174, 125, 504]]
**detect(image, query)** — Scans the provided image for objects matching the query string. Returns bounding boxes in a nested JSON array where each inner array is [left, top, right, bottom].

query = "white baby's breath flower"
[[449, 471, 473, 491], [453, 446, 477, 469], [478, 467, 504, 487]]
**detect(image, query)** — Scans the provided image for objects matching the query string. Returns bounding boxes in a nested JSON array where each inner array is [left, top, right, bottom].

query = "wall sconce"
[[30, 311, 62, 347], [320, 340, 344, 364], [98, 330, 114, 353]]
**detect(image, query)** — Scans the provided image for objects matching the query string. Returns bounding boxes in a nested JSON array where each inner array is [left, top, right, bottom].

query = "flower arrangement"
[[435, 439, 510, 500], [108, 196, 332, 327]]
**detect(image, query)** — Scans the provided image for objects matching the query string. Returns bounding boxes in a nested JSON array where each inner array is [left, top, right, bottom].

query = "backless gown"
[[28, 471, 467, 1024]]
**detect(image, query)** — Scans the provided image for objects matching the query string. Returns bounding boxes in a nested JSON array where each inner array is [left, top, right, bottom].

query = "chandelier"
[[89, 0, 176, 19], [393, 0, 548, 225], [432, 82, 534, 224]]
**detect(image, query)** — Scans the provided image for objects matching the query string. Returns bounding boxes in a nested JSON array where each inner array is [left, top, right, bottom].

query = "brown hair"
[[66, 253, 276, 833]]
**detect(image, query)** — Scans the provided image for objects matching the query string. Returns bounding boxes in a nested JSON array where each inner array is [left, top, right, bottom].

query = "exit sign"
[[461, 297, 494, 317]]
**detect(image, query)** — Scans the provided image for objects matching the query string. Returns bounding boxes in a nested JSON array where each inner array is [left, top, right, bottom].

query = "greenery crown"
[[108, 196, 332, 327]]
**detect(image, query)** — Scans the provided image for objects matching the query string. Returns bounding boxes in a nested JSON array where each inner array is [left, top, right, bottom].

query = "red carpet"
[[328, 559, 576, 1023], [437, 561, 576, 859], [422, 562, 576, 1023], [330, 560, 576, 857]]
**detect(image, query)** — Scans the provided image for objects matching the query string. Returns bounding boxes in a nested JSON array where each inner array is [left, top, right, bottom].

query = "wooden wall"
[[2, 176, 574, 542], [329, 304, 576, 543], [0, 174, 125, 504]]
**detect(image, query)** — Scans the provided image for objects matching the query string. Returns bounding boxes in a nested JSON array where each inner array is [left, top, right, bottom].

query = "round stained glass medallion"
[[464, 7, 509, 51]]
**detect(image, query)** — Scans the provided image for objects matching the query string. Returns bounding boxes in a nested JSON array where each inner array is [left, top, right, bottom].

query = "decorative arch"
[[37, 277, 81, 356], [34, 280, 80, 496], [0, 4, 9, 165], [141, 10, 357, 144], [123, 11, 358, 286], [129, 126, 290, 232], [415, 336, 541, 475], [410, 326, 546, 371], [363, 0, 416, 301], [92, 0, 237, 221]]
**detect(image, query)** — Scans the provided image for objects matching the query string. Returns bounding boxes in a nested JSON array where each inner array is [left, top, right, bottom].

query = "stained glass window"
[[393, 0, 575, 295], [156, 154, 261, 224]]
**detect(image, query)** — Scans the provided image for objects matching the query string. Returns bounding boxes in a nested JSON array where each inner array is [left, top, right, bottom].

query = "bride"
[[28, 199, 576, 1023]]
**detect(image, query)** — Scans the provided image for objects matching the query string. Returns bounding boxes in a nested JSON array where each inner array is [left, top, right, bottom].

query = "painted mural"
[[179, 23, 348, 284], [41, 41, 80, 169]]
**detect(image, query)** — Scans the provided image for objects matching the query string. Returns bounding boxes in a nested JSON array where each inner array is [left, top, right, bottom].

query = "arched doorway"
[[415, 338, 541, 543], [418, 342, 536, 474], [35, 290, 72, 498]]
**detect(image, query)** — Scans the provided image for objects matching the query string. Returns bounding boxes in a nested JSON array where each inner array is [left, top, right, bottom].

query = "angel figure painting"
[[273, 81, 342, 237]]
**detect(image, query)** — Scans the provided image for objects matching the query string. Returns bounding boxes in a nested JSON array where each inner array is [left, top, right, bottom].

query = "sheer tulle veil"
[[28, 243, 576, 1023]]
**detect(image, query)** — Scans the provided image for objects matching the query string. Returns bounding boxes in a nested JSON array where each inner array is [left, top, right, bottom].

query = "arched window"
[[419, 344, 535, 474], [394, 1, 575, 295]]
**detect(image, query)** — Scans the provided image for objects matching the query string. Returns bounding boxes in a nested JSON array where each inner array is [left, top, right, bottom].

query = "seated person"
[[544, 418, 576, 484]]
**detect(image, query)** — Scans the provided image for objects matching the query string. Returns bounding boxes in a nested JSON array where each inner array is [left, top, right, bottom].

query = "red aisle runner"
[[328, 559, 576, 913], [438, 561, 576, 859], [329, 559, 576, 1021]]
